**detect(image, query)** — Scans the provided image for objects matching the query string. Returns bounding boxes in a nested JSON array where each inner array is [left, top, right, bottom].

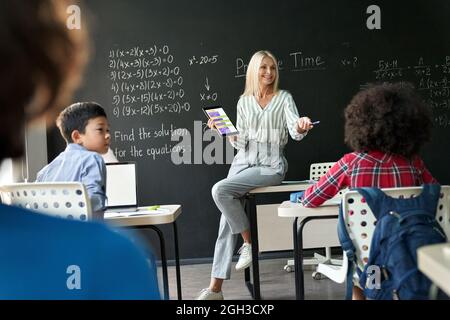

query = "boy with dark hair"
[[301, 82, 437, 299], [37, 102, 111, 219]]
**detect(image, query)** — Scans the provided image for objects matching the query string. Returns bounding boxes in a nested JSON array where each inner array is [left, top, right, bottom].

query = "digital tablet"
[[202, 106, 239, 137]]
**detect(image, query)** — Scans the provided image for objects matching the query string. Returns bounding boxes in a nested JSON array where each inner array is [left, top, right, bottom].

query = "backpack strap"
[[354, 187, 387, 220], [416, 184, 441, 215], [337, 203, 357, 300]]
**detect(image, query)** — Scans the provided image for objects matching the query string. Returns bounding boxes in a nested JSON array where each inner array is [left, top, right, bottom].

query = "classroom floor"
[[163, 257, 346, 300]]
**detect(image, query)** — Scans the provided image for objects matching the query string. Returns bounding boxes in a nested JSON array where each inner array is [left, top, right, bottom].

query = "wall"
[[47, 0, 450, 260]]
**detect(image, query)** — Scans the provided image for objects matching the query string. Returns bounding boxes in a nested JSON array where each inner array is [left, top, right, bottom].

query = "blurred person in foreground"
[[0, 0, 160, 299]]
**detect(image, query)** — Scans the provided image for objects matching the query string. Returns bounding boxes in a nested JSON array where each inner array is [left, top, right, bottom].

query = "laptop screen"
[[105, 162, 137, 209]]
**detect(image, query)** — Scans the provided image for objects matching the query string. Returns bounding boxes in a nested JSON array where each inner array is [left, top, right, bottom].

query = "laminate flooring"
[[162, 258, 346, 300]]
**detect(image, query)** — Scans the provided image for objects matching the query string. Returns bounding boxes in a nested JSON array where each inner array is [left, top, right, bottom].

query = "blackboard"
[[48, 0, 450, 260]]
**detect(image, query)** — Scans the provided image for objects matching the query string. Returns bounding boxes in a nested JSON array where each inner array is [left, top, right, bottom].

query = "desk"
[[417, 243, 450, 297], [278, 200, 340, 300], [244, 182, 311, 300], [105, 205, 182, 300]]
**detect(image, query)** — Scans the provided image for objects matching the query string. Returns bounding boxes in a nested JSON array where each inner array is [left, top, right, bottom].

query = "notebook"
[[104, 162, 138, 213]]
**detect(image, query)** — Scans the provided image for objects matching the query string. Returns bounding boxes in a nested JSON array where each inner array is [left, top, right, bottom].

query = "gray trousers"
[[211, 166, 284, 279]]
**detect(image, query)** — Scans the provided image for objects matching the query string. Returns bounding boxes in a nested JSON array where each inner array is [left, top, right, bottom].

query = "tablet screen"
[[203, 107, 239, 136]]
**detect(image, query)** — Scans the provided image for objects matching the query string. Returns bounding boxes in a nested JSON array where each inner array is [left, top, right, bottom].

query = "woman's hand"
[[208, 118, 237, 142], [297, 117, 314, 134], [207, 118, 216, 129]]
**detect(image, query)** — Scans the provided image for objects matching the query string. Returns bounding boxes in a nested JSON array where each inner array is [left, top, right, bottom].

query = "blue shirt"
[[36, 144, 107, 214], [0, 204, 160, 299]]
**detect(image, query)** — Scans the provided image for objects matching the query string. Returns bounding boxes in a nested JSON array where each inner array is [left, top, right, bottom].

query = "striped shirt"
[[229, 90, 305, 174], [230, 90, 305, 150], [301, 151, 437, 207]]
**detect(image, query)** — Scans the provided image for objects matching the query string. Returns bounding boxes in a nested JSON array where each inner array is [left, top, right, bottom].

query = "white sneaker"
[[196, 288, 224, 300], [235, 242, 252, 271]]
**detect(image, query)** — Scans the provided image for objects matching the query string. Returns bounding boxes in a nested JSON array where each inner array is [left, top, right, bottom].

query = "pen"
[[312, 120, 320, 125], [146, 205, 160, 210]]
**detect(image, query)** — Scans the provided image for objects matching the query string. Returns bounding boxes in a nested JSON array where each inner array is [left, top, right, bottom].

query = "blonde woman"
[[197, 50, 315, 300]]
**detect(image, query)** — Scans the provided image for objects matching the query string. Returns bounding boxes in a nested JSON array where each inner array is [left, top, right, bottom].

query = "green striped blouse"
[[230, 90, 306, 150]]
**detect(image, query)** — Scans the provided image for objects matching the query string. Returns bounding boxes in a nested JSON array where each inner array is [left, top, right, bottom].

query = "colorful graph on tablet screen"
[[205, 108, 238, 136]]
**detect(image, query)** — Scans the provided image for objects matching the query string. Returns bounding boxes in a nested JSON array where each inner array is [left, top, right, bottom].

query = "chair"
[[284, 162, 344, 280], [317, 185, 450, 286], [0, 182, 92, 221], [309, 162, 336, 182]]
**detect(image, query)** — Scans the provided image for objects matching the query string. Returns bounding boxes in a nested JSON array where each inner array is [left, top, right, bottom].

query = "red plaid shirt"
[[301, 151, 437, 207]]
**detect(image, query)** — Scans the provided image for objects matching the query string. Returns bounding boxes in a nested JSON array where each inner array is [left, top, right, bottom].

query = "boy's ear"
[[71, 130, 83, 144]]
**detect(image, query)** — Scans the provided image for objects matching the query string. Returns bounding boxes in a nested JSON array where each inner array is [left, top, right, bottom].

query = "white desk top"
[[278, 199, 340, 218], [104, 204, 181, 227], [249, 182, 312, 194], [417, 243, 450, 296]]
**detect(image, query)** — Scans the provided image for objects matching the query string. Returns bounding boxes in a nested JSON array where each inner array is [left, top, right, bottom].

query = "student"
[[37, 102, 110, 220], [301, 82, 437, 300], [197, 50, 314, 300], [0, 0, 160, 299]]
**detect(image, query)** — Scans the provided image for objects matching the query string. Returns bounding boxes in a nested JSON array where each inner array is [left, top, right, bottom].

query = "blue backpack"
[[338, 184, 447, 300]]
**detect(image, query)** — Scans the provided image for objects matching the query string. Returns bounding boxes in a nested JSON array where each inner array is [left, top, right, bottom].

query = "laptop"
[[104, 162, 138, 213]]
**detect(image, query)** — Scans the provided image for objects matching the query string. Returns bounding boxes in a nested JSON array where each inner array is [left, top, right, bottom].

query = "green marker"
[[147, 205, 160, 210]]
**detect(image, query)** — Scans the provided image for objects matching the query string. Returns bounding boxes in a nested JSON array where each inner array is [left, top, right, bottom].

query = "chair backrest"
[[0, 182, 92, 221], [309, 162, 335, 181], [310, 162, 347, 198], [342, 186, 450, 271]]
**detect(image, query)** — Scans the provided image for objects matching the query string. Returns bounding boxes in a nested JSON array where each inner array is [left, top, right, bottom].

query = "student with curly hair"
[[301, 82, 437, 300]]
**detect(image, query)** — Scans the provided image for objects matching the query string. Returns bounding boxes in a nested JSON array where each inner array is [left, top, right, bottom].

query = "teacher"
[[197, 50, 315, 300]]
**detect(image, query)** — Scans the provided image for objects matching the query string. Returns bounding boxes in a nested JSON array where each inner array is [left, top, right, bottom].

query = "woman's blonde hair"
[[242, 50, 279, 97]]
